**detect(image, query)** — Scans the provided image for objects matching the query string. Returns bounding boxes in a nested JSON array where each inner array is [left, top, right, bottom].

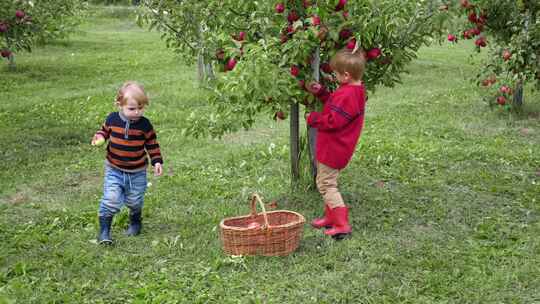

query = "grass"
[[1, 6, 539, 303]]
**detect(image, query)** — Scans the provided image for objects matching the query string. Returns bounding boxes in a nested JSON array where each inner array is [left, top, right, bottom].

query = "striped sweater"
[[95, 112, 163, 172]]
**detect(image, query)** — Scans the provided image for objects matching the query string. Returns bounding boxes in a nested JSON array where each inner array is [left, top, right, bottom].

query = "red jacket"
[[307, 83, 366, 170]]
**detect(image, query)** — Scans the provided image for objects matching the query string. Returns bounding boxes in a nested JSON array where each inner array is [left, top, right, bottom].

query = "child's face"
[[119, 97, 145, 121]]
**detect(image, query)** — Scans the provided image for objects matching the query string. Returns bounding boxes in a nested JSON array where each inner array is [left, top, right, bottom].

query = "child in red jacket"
[[306, 48, 367, 238]]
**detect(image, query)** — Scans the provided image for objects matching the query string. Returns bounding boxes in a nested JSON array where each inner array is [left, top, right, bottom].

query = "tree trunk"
[[196, 23, 207, 85], [290, 101, 300, 187], [197, 52, 205, 84], [307, 47, 320, 188], [7, 53, 15, 70], [513, 81, 524, 107], [205, 62, 215, 80]]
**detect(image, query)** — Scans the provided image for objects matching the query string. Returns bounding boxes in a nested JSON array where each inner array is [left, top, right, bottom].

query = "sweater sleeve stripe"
[[329, 104, 354, 121]]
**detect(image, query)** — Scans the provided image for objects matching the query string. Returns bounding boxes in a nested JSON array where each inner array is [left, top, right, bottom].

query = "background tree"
[[0, 0, 86, 69], [442, 0, 540, 109]]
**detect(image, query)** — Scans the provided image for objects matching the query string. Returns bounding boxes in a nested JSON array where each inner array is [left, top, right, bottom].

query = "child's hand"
[[91, 134, 106, 146], [154, 163, 163, 177], [306, 81, 323, 95]]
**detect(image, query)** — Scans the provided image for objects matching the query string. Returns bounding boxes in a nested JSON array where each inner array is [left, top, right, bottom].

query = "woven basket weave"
[[219, 194, 305, 256]]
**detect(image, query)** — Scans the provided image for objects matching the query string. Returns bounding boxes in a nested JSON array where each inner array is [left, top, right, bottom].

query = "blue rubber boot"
[[126, 211, 142, 236], [98, 216, 113, 244]]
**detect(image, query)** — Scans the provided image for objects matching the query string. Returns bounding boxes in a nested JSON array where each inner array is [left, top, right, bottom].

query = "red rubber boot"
[[311, 204, 333, 229], [324, 206, 351, 237]]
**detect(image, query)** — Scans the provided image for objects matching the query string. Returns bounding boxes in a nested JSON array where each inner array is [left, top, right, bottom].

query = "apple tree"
[[441, 0, 539, 109], [137, 1, 272, 83], [0, 0, 86, 69], [140, 0, 446, 184]]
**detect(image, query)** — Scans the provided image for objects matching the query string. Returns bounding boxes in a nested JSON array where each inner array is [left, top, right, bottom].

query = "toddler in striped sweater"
[[92, 81, 163, 244]]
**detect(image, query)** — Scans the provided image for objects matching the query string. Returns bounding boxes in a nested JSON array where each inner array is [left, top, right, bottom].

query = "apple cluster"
[[441, 0, 537, 109], [214, 29, 246, 73], [274, 0, 383, 107], [0, 9, 31, 60], [446, 0, 488, 48]]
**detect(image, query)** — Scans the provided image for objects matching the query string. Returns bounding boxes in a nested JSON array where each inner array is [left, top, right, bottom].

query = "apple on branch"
[[275, 3, 285, 14], [502, 49, 512, 61], [15, 10, 25, 19], [0, 23, 8, 33], [1, 49, 12, 58]]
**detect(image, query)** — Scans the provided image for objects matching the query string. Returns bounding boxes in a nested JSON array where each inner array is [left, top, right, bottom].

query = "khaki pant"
[[315, 162, 344, 208]]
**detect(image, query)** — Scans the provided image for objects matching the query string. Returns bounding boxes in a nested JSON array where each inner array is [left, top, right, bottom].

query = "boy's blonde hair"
[[330, 48, 366, 81], [116, 81, 149, 106]]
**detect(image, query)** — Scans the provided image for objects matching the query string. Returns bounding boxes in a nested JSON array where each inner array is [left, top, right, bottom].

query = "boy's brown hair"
[[116, 81, 149, 106], [330, 48, 366, 81]]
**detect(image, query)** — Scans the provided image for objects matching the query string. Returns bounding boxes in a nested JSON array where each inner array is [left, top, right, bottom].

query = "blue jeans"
[[99, 165, 147, 217]]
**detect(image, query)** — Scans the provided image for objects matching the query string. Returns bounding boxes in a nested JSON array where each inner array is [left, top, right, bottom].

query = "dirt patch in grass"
[[4, 192, 30, 205]]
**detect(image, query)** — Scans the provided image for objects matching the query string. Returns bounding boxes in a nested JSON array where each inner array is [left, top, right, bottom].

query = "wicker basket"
[[219, 193, 305, 256]]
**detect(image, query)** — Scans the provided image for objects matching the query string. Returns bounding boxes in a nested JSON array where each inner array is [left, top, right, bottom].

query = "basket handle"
[[250, 193, 270, 229]]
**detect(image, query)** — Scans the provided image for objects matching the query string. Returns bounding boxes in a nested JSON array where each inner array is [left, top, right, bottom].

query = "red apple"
[[470, 28, 481, 36], [298, 79, 306, 90], [502, 49, 512, 61], [468, 12, 478, 23], [447, 34, 457, 42], [496, 96, 506, 105], [346, 38, 356, 50], [481, 79, 491, 87], [311, 15, 321, 26], [275, 111, 286, 120], [275, 3, 285, 13], [339, 28, 352, 40], [290, 65, 300, 77], [463, 30, 472, 39], [280, 34, 288, 44], [477, 14, 488, 25], [475, 36, 487, 47], [309, 82, 323, 95], [225, 58, 237, 71], [15, 10, 25, 19], [1, 49, 11, 58], [287, 10, 299, 23], [342, 11, 349, 19], [303, 0, 311, 8], [321, 62, 332, 73], [499, 85, 512, 94], [366, 48, 382, 60], [286, 25, 295, 35], [0, 23, 8, 33], [335, 0, 347, 11]]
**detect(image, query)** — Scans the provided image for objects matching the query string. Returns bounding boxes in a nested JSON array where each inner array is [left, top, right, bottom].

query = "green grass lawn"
[[1, 6, 539, 304]]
